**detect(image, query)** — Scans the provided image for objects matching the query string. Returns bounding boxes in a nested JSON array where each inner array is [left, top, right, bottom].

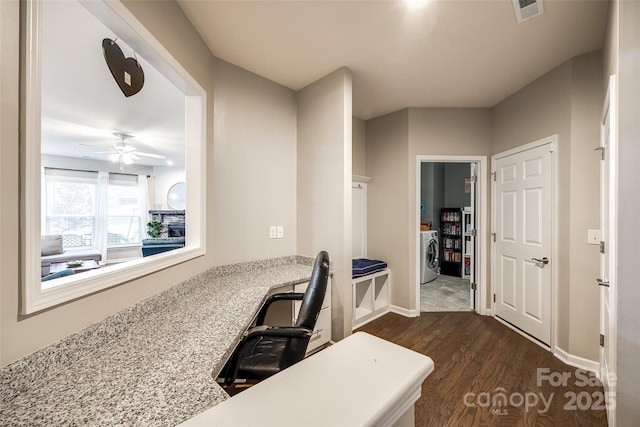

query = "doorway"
[[415, 156, 487, 315]]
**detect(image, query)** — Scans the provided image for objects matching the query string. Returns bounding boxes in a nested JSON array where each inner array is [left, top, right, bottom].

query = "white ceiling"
[[39, 0, 609, 166], [178, 0, 609, 120], [41, 0, 186, 167]]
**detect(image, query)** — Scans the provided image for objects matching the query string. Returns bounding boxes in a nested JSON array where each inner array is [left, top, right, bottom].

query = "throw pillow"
[[41, 234, 64, 256]]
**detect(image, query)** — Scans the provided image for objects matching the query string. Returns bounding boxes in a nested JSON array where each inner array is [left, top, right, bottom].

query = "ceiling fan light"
[[109, 153, 119, 162], [122, 153, 134, 165]]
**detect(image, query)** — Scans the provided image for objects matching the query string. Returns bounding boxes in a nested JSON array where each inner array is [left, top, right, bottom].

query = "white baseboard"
[[389, 305, 419, 318], [484, 309, 492, 316], [554, 347, 599, 374]]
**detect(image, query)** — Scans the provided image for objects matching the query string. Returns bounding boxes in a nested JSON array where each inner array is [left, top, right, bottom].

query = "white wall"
[[297, 68, 352, 341], [152, 166, 185, 209]]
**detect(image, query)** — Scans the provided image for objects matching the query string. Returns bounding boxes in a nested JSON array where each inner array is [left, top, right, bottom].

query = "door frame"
[[415, 155, 488, 315], [599, 74, 617, 425], [491, 135, 558, 351]]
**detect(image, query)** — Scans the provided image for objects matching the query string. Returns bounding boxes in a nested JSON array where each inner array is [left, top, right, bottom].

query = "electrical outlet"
[[587, 229, 601, 245], [269, 226, 277, 239], [276, 226, 284, 239]]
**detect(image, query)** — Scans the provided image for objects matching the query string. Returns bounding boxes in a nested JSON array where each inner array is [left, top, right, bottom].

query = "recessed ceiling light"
[[405, 0, 428, 8]]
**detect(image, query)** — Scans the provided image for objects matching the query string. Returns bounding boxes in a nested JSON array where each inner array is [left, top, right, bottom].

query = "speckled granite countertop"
[[0, 256, 314, 426]]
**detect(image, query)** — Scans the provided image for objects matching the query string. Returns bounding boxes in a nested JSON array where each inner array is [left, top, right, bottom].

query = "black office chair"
[[220, 251, 330, 386]]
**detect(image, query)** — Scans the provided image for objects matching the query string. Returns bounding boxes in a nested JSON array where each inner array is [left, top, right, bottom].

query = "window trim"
[[21, 0, 207, 314]]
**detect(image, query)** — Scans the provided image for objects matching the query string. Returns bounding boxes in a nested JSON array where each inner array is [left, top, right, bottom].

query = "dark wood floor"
[[357, 312, 608, 427]]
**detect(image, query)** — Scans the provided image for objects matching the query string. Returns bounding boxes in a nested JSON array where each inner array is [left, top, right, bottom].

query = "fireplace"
[[168, 223, 185, 238]]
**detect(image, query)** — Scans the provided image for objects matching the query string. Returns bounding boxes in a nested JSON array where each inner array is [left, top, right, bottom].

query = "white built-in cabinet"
[[352, 269, 390, 330], [352, 175, 370, 259], [293, 280, 331, 353], [351, 174, 390, 330]]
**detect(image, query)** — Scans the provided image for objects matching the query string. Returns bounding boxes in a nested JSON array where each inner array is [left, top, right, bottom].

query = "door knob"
[[531, 257, 549, 265]]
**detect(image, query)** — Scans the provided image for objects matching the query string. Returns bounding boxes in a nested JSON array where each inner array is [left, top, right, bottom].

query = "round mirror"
[[167, 182, 186, 210]]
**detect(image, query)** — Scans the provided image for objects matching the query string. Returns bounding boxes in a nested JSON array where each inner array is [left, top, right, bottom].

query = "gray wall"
[[420, 163, 434, 225], [210, 56, 297, 265], [368, 108, 491, 310], [492, 51, 602, 361], [420, 162, 467, 230], [366, 109, 409, 308], [443, 163, 471, 209], [297, 68, 353, 341], [352, 116, 366, 176]]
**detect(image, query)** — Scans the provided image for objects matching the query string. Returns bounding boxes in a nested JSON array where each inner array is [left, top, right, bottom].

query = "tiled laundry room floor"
[[420, 274, 471, 312]]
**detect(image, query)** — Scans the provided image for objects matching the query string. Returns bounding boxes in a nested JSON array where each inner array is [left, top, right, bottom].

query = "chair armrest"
[[244, 325, 312, 340], [255, 292, 305, 326]]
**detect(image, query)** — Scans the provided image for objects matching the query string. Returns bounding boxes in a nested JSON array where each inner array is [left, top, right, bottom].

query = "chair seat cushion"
[[236, 336, 305, 380]]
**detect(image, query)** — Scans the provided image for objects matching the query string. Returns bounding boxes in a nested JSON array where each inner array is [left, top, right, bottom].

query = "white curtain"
[[138, 175, 150, 239], [95, 171, 109, 262]]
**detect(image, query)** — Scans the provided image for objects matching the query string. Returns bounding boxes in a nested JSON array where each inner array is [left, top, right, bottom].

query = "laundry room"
[[419, 162, 475, 312]]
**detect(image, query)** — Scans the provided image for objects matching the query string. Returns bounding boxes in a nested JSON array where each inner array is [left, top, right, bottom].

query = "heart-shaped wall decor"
[[102, 38, 144, 97]]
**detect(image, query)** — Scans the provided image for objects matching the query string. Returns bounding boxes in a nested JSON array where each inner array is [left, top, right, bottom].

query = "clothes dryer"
[[420, 230, 439, 284]]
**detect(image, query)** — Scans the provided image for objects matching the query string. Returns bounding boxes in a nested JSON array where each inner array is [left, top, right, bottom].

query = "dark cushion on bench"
[[352, 258, 388, 279]]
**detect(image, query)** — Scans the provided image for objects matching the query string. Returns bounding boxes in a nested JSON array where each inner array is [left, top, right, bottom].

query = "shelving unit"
[[463, 206, 472, 279], [440, 208, 463, 277], [352, 269, 390, 329]]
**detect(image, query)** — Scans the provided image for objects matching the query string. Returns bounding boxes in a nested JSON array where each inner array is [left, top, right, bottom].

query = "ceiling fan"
[[87, 132, 165, 170]]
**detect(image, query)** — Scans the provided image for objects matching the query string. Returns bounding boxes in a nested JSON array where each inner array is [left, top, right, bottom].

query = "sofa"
[[141, 237, 185, 257], [41, 234, 102, 276]]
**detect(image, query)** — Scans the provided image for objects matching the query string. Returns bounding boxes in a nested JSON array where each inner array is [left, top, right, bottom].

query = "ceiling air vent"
[[512, 0, 544, 23]]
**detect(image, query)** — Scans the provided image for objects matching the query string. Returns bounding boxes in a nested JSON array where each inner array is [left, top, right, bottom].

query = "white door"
[[493, 140, 554, 345], [599, 75, 617, 425]]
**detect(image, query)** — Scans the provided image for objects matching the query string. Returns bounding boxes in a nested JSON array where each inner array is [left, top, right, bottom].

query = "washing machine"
[[420, 230, 439, 284]]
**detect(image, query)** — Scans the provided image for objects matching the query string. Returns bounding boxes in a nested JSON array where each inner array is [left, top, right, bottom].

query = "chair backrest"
[[295, 251, 330, 330]]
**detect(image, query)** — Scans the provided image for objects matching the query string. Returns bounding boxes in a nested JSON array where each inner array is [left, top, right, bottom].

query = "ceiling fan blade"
[[90, 151, 115, 154], [79, 143, 109, 149], [135, 151, 166, 159]]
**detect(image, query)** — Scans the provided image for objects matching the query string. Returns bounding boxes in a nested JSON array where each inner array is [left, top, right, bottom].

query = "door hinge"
[[600, 334, 605, 347], [491, 232, 496, 242], [471, 282, 477, 290], [468, 175, 477, 184], [600, 241, 605, 254], [470, 229, 477, 237], [491, 171, 496, 181], [493, 294, 496, 303], [594, 146, 606, 161]]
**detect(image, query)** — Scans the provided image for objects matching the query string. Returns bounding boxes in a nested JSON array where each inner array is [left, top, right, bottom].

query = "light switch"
[[587, 229, 601, 245], [277, 226, 284, 239], [269, 226, 277, 239]]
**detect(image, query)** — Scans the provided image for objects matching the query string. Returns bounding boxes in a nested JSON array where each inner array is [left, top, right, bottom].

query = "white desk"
[[182, 332, 434, 427]]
